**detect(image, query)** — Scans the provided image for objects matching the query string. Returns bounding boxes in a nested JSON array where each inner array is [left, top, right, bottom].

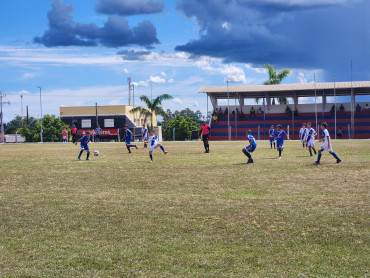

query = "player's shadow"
[[261, 157, 280, 160], [233, 162, 250, 165], [296, 155, 310, 158]]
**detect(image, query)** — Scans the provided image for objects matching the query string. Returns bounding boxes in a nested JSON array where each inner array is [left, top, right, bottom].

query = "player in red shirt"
[[199, 120, 211, 153]]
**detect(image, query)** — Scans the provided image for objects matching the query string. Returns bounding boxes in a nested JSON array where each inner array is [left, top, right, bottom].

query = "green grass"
[[0, 140, 369, 277]]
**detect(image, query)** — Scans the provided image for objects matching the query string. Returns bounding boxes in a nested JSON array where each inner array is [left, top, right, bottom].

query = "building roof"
[[198, 81, 370, 99]]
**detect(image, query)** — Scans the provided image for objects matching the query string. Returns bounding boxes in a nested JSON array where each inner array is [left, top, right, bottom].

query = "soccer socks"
[[278, 149, 282, 157], [160, 145, 166, 153], [309, 149, 312, 156], [243, 150, 251, 159], [129, 144, 136, 148], [313, 148, 317, 154], [144, 143, 147, 148], [331, 152, 340, 160], [126, 146, 131, 153], [302, 143, 305, 148], [273, 142, 276, 148], [78, 150, 84, 158], [270, 143, 272, 149], [86, 152, 90, 159], [207, 144, 210, 152], [317, 153, 322, 163], [203, 142, 207, 152], [150, 154, 153, 161]]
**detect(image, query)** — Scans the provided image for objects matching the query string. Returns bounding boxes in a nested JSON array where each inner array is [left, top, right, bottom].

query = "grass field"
[[0, 140, 369, 277]]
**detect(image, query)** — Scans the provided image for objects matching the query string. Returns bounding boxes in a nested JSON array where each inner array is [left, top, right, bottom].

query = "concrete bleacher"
[[210, 103, 370, 140]]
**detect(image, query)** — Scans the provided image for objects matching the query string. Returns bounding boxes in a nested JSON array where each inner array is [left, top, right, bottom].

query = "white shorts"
[[149, 142, 160, 152], [319, 143, 332, 152], [63, 136, 67, 140], [307, 138, 315, 148]]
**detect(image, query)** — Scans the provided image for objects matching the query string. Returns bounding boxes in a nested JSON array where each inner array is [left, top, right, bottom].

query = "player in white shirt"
[[141, 124, 148, 148], [314, 122, 341, 165], [148, 130, 167, 162], [299, 123, 308, 149], [304, 122, 317, 156]]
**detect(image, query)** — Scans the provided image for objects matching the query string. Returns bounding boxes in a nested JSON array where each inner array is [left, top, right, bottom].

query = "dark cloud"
[[176, 0, 370, 80], [34, 0, 160, 47], [95, 0, 164, 16], [117, 49, 151, 60]]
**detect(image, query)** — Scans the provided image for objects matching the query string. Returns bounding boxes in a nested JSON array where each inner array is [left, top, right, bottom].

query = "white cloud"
[[297, 72, 307, 83], [173, 98, 183, 104], [222, 22, 231, 30], [192, 101, 200, 108], [160, 71, 166, 76], [195, 59, 247, 83], [22, 73, 35, 79], [168, 78, 174, 83], [149, 75, 166, 83], [123, 68, 129, 73], [245, 64, 267, 74]]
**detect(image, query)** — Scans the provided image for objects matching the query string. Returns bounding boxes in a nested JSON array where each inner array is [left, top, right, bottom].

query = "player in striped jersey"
[[304, 122, 317, 156], [299, 123, 308, 149], [314, 122, 341, 165], [148, 130, 167, 162]]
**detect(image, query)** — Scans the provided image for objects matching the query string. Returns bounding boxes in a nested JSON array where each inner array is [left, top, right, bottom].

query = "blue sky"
[[0, 0, 369, 122]]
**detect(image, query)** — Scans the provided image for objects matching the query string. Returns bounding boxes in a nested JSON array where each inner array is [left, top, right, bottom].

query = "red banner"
[[78, 129, 118, 136]]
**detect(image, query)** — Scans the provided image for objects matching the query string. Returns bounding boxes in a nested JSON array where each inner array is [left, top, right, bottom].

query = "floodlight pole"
[[38, 86, 43, 143], [0, 92, 11, 144], [226, 80, 230, 140], [314, 73, 317, 129], [20, 95, 24, 127], [127, 77, 131, 106], [333, 76, 336, 139]]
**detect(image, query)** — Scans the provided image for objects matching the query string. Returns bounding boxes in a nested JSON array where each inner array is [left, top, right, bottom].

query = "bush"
[[163, 115, 200, 141]]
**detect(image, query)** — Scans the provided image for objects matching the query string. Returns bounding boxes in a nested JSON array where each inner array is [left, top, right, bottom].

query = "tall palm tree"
[[256, 64, 290, 105], [130, 94, 173, 130]]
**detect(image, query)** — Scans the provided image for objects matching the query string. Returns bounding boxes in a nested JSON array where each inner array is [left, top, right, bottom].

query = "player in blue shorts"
[[76, 131, 91, 160], [242, 130, 257, 163], [123, 125, 138, 153], [274, 124, 289, 159], [268, 125, 276, 149]]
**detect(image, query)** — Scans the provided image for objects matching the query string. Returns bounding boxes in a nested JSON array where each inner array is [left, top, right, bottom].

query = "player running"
[[95, 125, 102, 143], [148, 130, 167, 162], [242, 130, 257, 164], [299, 123, 308, 149], [141, 124, 148, 148], [314, 122, 341, 165], [274, 124, 289, 159], [199, 120, 211, 153], [76, 131, 91, 160], [123, 125, 138, 154], [304, 122, 317, 157], [268, 125, 276, 149]]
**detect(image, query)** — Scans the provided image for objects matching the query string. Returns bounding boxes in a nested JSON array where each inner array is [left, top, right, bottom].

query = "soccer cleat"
[[86, 158, 89, 160], [336, 159, 341, 163], [135, 146, 138, 149], [247, 158, 254, 164], [164, 151, 168, 154], [279, 157, 282, 159], [78, 156, 81, 160], [314, 161, 320, 165], [150, 160, 153, 162]]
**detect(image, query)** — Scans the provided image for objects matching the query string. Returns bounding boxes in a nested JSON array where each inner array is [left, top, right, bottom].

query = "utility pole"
[[0, 92, 11, 144], [127, 77, 131, 105], [26, 106, 29, 126], [38, 86, 43, 143], [20, 94, 24, 127]]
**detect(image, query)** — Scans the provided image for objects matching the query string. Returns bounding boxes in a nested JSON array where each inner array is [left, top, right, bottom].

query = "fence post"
[[287, 125, 290, 139], [258, 125, 260, 140], [173, 128, 175, 141]]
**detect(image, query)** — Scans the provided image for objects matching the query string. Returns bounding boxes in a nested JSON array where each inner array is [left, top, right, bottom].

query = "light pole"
[[0, 91, 11, 144], [226, 80, 230, 140], [20, 94, 24, 127], [333, 77, 336, 139], [314, 73, 317, 130], [38, 86, 43, 143]]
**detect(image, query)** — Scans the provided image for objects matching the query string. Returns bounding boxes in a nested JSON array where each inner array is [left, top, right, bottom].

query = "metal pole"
[[173, 127, 175, 141], [0, 92, 11, 144], [263, 92, 266, 140], [127, 77, 131, 106], [314, 73, 317, 129], [348, 123, 350, 140], [38, 86, 43, 143], [227, 80, 230, 141], [258, 125, 260, 140], [235, 96, 237, 140], [350, 60, 355, 139], [95, 102, 98, 127], [20, 95, 24, 127], [333, 76, 336, 139], [206, 94, 209, 123]]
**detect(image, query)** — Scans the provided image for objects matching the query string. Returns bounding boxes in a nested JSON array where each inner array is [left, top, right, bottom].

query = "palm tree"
[[130, 94, 173, 130], [256, 64, 290, 105]]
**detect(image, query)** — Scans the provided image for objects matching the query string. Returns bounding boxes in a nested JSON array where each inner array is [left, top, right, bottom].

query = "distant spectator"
[[285, 106, 292, 116], [330, 104, 335, 115], [62, 128, 68, 143], [218, 107, 223, 115], [363, 104, 370, 114], [212, 114, 218, 124], [224, 108, 228, 115], [95, 125, 102, 143], [71, 124, 78, 143], [257, 107, 263, 114], [250, 107, 256, 118], [337, 127, 343, 139], [294, 108, 299, 117], [339, 104, 345, 113], [239, 109, 245, 119], [356, 104, 361, 114]]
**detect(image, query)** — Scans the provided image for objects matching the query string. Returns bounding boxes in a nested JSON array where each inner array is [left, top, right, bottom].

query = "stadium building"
[[199, 81, 370, 140], [60, 105, 157, 142]]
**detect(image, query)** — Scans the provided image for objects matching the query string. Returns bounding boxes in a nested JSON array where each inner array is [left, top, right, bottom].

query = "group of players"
[[75, 120, 341, 165]]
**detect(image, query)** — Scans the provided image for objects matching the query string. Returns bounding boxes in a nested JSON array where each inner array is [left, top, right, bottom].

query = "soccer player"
[[141, 124, 148, 148], [304, 122, 317, 157], [76, 131, 91, 160], [95, 125, 102, 143], [299, 123, 308, 149], [314, 122, 341, 165], [62, 128, 68, 143], [199, 120, 211, 153], [274, 124, 289, 159], [71, 124, 78, 143], [242, 130, 257, 164], [123, 125, 138, 153], [148, 130, 167, 162], [268, 125, 276, 149]]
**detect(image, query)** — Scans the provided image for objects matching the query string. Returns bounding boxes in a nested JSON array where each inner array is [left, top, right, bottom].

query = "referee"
[[199, 120, 211, 153]]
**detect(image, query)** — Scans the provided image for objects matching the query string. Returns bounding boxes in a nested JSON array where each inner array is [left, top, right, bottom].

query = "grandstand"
[[199, 81, 370, 140]]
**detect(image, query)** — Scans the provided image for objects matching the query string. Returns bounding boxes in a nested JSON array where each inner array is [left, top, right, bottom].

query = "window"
[[81, 119, 91, 128], [104, 119, 114, 128]]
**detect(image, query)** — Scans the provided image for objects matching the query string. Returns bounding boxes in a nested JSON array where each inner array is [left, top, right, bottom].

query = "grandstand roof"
[[198, 81, 370, 99]]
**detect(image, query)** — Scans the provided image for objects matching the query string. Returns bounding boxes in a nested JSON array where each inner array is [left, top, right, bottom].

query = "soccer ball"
[[94, 150, 99, 156]]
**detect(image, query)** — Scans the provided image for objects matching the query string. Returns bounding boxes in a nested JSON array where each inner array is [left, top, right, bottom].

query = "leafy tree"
[[256, 64, 290, 105], [5, 115, 23, 134], [130, 94, 173, 130], [163, 115, 200, 141], [18, 114, 70, 142]]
